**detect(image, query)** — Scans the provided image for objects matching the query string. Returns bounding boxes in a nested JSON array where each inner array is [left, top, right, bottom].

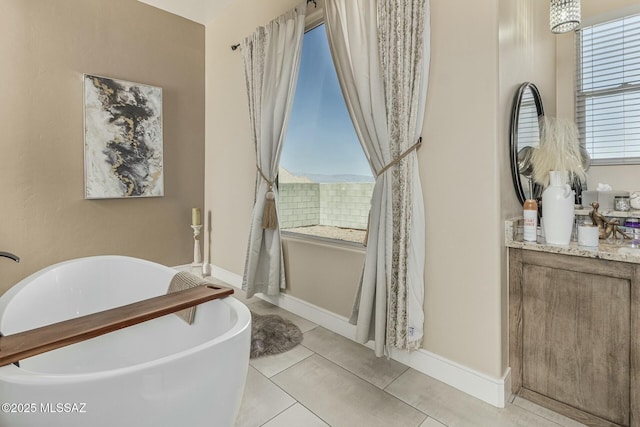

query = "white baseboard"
[[209, 264, 243, 289], [204, 263, 510, 408]]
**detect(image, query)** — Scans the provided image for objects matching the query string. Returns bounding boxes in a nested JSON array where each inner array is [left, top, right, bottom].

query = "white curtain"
[[241, 3, 307, 298], [325, 0, 430, 356]]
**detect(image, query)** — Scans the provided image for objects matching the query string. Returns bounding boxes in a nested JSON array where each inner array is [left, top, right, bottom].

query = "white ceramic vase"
[[542, 171, 575, 245]]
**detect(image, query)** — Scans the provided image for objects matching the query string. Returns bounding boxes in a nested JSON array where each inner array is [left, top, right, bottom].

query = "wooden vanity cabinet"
[[509, 248, 640, 427]]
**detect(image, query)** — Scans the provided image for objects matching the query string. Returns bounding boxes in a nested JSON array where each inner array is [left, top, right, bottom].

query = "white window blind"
[[576, 13, 640, 165]]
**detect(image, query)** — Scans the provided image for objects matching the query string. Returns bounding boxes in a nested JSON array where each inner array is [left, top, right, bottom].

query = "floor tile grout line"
[[254, 305, 429, 417], [302, 326, 412, 390], [511, 399, 582, 427], [259, 350, 336, 426], [379, 369, 442, 424], [266, 352, 429, 427], [239, 366, 296, 427], [324, 350, 409, 389], [256, 401, 297, 427], [251, 348, 315, 379], [242, 299, 578, 427], [309, 352, 431, 416], [424, 415, 449, 427], [247, 302, 441, 425], [291, 401, 334, 427], [382, 364, 411, 390], [272, 347, 316, 376]]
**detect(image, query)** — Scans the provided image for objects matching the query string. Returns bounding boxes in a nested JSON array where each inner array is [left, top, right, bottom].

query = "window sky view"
[[280, 24, 373, 179]]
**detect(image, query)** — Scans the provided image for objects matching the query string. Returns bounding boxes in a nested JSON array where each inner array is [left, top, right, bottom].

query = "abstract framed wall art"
[[83, 74, 164, 199]]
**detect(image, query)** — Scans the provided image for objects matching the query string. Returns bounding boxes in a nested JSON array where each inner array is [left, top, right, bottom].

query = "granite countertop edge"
[[505, 217, 640, 265]]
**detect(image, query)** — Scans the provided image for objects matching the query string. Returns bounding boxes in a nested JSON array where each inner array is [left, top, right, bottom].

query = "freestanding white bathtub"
[[0, 256, 251, 427]]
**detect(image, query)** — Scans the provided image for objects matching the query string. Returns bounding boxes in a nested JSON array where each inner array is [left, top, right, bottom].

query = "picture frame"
[[83, 74, 164, 199]]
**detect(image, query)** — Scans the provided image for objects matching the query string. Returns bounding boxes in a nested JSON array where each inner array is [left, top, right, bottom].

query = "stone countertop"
[[505, 218, 640, 265]]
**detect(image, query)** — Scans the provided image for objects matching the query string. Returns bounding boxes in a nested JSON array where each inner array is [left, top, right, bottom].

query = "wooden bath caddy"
[[0, 284, 233, 367]]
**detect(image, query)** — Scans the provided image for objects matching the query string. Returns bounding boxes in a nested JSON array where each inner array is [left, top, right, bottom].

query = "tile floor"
[[232, 291, 587, 427]]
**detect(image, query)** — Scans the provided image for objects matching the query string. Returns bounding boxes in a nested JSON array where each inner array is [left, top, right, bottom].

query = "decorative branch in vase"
[[531, 117, 587, 187], [530, 117, 589, 245]]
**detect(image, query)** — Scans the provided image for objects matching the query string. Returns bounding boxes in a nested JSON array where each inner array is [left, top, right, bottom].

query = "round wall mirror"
[[510, 82, 544, 205]]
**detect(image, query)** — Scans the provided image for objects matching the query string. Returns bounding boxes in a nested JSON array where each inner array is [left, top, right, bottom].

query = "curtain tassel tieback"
[[364, 137, 422, 246], [257, 165, 278, 230]]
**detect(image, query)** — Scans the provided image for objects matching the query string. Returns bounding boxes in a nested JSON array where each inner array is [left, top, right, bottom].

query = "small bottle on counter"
[[627, 218, 640, 247], [625, 218, 640, 229], [523, 199, 538, 242]]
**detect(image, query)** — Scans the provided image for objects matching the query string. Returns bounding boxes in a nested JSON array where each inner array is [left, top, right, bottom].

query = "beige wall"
[[205, 0, 518, 378], [498, 0, 557, 371], [556, 0, 640, 191], [418, 0, 504, 377], [204, 0, 295, 278], [283, 238, 364, 318], [0, 0, 205, 294], [587, 166, 640, 192]]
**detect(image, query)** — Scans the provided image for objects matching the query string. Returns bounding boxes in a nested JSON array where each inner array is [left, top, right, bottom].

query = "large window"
[[576, 12, 640, 164], [279, 24, 374, 244]]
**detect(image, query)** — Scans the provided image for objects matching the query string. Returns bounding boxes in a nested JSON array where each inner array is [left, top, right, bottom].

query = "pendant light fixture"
[[550, 0, 581, 34]]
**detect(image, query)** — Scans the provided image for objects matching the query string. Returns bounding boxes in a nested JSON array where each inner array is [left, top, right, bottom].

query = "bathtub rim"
[[0, 255, 251, 383], [0, 255, 178, 316]]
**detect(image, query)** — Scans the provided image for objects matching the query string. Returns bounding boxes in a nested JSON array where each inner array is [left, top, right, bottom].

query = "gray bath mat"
[[250, 312, 303, 359]]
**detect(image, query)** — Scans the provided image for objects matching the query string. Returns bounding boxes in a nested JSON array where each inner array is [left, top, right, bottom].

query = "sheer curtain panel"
[[325, 0, 430, 356], [241, 3, 307, 298]]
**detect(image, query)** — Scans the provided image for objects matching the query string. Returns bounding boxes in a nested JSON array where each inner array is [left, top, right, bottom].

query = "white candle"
[[192, 208, 201, 226], [577, 224, 599, 247]]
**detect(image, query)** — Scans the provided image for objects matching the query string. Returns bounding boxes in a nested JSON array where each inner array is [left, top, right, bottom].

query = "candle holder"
[[191, 225, 203, 269]]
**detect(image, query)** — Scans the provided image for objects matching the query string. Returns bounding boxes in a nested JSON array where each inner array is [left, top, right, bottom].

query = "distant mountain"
[[297, 173, 375, 183], [279, 168, 313, 183], [279, 168, 375, 184]]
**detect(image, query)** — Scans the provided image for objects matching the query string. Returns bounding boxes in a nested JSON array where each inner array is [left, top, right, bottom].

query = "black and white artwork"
[[84, 74, 163, 199]]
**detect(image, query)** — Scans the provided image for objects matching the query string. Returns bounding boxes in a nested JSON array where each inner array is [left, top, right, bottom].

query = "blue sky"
[[280, 25, 373, 178]]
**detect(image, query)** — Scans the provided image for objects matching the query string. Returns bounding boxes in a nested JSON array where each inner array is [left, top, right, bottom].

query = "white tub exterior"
[[0, 256, 251, 427]]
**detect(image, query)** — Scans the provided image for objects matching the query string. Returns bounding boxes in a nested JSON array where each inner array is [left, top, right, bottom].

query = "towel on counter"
[[167, 271, 210, 324]]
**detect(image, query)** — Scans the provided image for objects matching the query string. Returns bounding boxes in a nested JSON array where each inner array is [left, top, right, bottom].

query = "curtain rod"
[[231, 0, 317, 51]]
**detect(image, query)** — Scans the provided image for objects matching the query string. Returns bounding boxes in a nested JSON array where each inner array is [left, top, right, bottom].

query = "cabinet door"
[[521, 264, 630, 426], [509, 249, 640, 427]]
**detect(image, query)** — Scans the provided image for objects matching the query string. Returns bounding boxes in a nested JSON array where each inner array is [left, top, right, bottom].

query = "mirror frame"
[[509, 82, 544, 206]]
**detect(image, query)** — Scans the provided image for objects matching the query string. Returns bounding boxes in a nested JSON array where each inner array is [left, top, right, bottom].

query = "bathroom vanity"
[[507, 220, 640, 426]]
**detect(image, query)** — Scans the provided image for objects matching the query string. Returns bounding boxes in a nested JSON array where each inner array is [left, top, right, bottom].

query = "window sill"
[[281, 230, 366, 252]]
